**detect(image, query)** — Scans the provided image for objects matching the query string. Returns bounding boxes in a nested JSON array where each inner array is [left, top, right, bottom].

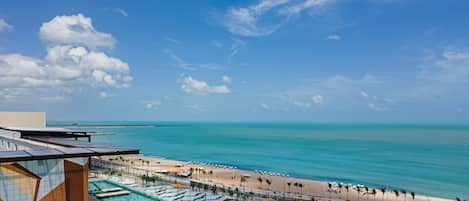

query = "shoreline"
[[99, 155, 453, 201]]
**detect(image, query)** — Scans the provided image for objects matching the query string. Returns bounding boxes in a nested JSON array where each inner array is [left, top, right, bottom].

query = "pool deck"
[[89, 195, 100, 201]]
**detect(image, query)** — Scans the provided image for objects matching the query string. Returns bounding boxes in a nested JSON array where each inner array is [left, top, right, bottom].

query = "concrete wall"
[[0, 112, 46, 128]]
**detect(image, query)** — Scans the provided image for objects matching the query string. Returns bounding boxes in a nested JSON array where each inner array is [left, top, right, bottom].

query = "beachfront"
[[93, 155, 453, 201]]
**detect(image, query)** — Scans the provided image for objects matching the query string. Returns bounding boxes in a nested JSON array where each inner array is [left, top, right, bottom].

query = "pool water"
[[89, 180, 159, 201]]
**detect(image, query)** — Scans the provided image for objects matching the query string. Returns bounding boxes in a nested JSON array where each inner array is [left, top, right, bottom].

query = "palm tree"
[[357, 186, 362, 201], [287, 182, 292, 193], [266, 179, 272, 197], [338, 184, 343, 199], [294, 182, 299, 194], [365, 187, 369, 201], [372, 189, 377, 201], [380, 188, 386, 201], [456, 197, 461, 201], [401, 190, 407, 201], [299, 183, 304, 196], [240, 177, 247, 192], [202, 170, 207, 181], [209, 170, 213, 181], [345, 185, 350, 201], [258, 177, 263, 188], [410, 192, 415, 201], [266, 179, 272, 190], [393, 190, 400, 201]]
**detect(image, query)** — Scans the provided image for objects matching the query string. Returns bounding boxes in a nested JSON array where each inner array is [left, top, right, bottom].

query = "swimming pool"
[[89, 180, 160, 201]]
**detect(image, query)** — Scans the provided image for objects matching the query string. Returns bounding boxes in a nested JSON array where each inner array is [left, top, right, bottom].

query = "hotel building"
[[0, 112, 139, 201]]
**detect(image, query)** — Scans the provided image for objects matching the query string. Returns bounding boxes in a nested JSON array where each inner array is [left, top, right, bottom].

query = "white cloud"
[[39, 96, 64, 102], [420, 48, 469, 82], [112, 8, 128, 17], [46, 45, 130, 73], [164, 37, 180, 44], [179, 76, 231, 95], [0, 18, 13, 32], [280, 0, 329, 15], [222, 75, 233, 83], [0, 14, 132, 100], [290, 95, 322, 109], [383, 98, 393, 103], [263, 74, 384, 112], [39, 14, 116, 49], [0, 89, 27, 100], [185, 104, 205, 112], [326, 34, 341, 40], [230, 38, 246, 60], [312, 95, 323, 104], [360, 91, 369, 98], [223, 0, 331, 37], [293, 101, 311, 108], [368, 103, 387, 111], [0, 54, 45, 77], [99, 91, 113, 98], [144, 101, 161, 110], [260, 103, 270, 110], [164, 49, 222, 70], [224, 0, 289, 37], [0, 46, 132, 89]]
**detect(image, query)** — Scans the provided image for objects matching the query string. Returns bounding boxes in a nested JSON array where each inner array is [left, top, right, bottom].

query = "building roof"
[[0, 127, 139, 162], [0, 126, 92, 137], [26, 136, 137, 150], [0, 147, 138, 162], [0, 126, 73, 133]]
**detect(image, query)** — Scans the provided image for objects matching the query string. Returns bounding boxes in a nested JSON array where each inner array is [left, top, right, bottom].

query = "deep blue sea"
[[51, 122, 469, 199]]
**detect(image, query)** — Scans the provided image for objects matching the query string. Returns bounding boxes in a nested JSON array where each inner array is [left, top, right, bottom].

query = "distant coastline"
[[51, 123, 155, 129], [69, 125, 154, 128]]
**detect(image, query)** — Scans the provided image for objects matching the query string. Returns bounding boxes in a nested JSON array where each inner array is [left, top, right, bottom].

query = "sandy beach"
[[98, 155, 452, 201]]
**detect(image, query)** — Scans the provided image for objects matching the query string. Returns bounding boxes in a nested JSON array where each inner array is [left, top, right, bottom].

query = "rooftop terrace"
[[0, 126, 139, 163]]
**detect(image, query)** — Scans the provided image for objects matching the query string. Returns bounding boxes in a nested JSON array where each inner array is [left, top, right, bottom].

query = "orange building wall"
[[64, 160, 89, 201], [39, 183, 66, 201]]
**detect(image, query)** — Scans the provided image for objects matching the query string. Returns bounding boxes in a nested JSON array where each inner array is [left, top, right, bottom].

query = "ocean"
[[51, 122, 469, 199]]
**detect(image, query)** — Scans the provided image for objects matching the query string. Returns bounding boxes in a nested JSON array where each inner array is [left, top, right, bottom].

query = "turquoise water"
[[61, 122, 469, 199], [89, 180, 158, 201]]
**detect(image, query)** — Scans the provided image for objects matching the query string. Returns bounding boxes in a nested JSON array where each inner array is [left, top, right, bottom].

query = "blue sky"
[[0, 0, 468, 122]]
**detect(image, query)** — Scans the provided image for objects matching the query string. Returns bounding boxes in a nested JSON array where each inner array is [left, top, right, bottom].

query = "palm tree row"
[[191, 167, 214, 181], [256, 176, 273, 190], [331, 184, 415, 201]]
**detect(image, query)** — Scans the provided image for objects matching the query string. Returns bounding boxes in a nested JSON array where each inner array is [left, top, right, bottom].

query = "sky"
[[1, 0, 469, 123]]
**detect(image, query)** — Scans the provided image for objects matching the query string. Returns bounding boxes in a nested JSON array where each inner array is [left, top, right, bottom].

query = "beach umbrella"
[[168, 167, 184, 174]]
